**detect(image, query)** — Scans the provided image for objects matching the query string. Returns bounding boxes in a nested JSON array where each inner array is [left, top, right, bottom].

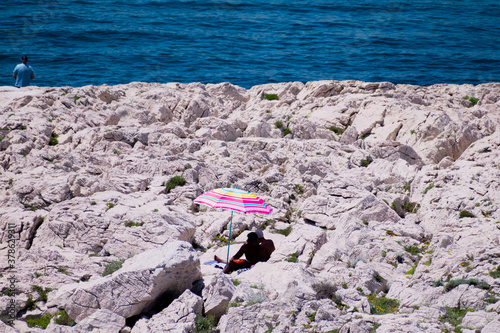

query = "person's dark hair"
[[22, 56, 28, 61], [247, 232, 258, 241]]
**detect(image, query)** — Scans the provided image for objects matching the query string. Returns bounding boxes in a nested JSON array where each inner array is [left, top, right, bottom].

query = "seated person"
[[255, 229, 275, 262], [215, 232, 262, 274]]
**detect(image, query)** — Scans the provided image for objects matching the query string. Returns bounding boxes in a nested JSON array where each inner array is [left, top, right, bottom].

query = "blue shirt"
[[13, 63, 34, 87]]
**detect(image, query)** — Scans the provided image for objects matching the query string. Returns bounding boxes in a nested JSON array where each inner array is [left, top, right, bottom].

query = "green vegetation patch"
[[25, 313, 53, 329], [195, 315, 216, 333], [360, 158, 373, 167], [54, 310, 75, 326], [48, 133, 59, 146], [459, 210, 476, 218], [274, 120, 284, 129], [404, 244, 427, 256], [463, 95, 479, 106], [286, 252, 300, 263], [440, 306, 473, 331], [443, 279, 490, 292], [102, 259, 125, 276], [327, 126, 345, 135], [124, 220, 144, 227], [367, 293, 400, 315], [31, 285, 53, 302], [423, 183, 434, 194], [263, 93, 279, 100], [489, 265, 500, 279], [164, 176, 186, 193], [274, 225, 292, 236]]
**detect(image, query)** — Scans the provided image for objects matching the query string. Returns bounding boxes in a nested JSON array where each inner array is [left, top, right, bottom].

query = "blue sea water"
[[0, 0, 499, 88]]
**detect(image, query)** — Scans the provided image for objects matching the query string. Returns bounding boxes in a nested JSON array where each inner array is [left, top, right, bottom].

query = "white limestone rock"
[[131, 290, 203, 333], [53, 241, 201, 322], [202, 273, 236, 320]]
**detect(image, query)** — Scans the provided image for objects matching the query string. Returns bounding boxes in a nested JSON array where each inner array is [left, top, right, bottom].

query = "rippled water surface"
[[1, 0, 499, 88]]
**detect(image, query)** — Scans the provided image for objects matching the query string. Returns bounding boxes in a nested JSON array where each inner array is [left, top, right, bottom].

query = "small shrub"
[[360, 158, 373, 167], [469, 97, 479, 105], [489, 265, 500, 279], [459, 210, 475, 218], [286, 252, 300, 263], [54, 310, 75, 326], [25, 296, 37, 310], [440, 306, 472, 329], [443, 279, 490, 292], [367, 293, 399, 315], [90, 201, 97, 205], [195, 315, 216, 333], [102, 259, 125, 276], [327, 126, 345, 135], [73, 96, 80, 103], [48, 133, 59, 146], [232, 279, 241, 286], [25, 313, 53, 329], [312, 282, 337, 300], [341, 282, 348, 289], [463, 95, 479, 106], [274, 120, 284, 129], [433, 280, 443, 287], [113, 149, 120, 155], [404, 244, 426, 256], [164, 176, 186, 193], [124, 220, 144, 227], [31, 285, 53, 302], [263, 93, 279, 100], [282, 127, 292, 136], [402, 202, 419, 213]]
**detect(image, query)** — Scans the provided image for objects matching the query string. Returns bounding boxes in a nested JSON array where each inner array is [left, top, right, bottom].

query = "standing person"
[[13, 56, 35, 88]]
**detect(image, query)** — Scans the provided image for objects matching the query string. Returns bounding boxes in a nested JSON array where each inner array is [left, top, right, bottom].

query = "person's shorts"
[[230, 259, 253, 270]]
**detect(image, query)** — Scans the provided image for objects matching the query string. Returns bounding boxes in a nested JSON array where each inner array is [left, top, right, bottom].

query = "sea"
[[1, 0, 499, 89]]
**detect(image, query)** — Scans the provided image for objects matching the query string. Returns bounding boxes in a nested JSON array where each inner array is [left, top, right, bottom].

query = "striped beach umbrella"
[[194, 187, 273, 263]]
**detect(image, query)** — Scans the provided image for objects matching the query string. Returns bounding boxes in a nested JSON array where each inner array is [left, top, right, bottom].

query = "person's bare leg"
[[214, 255, 227, 264], [223, 261, 234, 274]]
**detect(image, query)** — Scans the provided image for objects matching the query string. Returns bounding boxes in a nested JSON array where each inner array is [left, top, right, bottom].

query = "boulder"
[[131, 290, 203, 333], [52, 241, 201, 322], [202, 273, 236, 320]]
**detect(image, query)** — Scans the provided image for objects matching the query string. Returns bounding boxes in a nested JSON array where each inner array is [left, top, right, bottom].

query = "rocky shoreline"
[[0, 80, 499, 332]]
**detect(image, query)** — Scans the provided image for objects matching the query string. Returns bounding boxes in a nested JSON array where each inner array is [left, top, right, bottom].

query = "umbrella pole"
[[226, 210, 233, 264]]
